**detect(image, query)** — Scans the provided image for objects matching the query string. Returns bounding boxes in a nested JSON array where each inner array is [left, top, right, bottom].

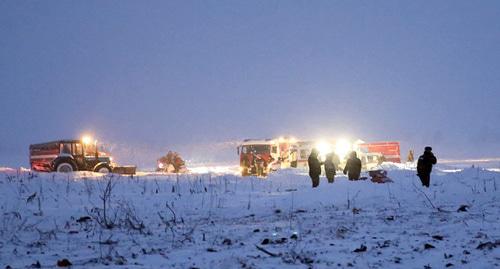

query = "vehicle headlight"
[[158, 162, 165, 169], [335, 139, 352, 160]]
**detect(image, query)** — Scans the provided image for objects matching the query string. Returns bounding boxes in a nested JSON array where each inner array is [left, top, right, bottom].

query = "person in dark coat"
[[343, 151, 362, 180], [417, 146, 437, 187], [324, 153, 336, 183], [308, 149, 322, 188]]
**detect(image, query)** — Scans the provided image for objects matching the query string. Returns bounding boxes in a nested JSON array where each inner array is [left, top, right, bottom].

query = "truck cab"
[[237, 139, 278, 177]]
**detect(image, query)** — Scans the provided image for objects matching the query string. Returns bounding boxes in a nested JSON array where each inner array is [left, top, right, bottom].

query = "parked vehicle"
[[237, 139, 277, 177], [292, 140, 315, 169], [236, 137, 400, 176], [29, 138, 136, 174], [357, 141, 401, 163], [278, 139, 388, 171]]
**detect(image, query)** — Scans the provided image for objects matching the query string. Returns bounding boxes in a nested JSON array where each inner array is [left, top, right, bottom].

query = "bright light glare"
[[82, 135, 93, 145], [315, 140, 333, 160], [335, 139, 351, 160], [190, 165, 239, 175]]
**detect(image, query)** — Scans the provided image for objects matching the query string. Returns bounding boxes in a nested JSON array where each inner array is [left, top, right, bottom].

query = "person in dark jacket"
[[417, 146, 437, 187], [324, 153, 336, 183], [308, 149, 322, 188], [343, 151, 362, 180]]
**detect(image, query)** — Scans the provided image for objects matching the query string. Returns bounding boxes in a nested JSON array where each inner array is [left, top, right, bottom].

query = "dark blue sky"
[[1, 1, 500, 167]]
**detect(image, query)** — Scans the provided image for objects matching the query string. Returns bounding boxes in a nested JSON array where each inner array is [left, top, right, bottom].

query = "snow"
[[1, 165, 499, 268]]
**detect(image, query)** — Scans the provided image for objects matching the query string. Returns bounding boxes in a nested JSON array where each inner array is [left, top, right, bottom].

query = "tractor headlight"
[[82, 135, 93, 145]]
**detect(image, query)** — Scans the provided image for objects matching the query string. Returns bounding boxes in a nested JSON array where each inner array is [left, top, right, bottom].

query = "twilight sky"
[[1, 1, 500, 167]]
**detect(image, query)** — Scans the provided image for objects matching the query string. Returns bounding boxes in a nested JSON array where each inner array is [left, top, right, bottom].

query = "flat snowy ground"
[[1, 164, 499, 269]]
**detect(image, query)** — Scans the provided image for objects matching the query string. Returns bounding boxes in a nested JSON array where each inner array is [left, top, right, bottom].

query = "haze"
[[1, 1, 500, 167]]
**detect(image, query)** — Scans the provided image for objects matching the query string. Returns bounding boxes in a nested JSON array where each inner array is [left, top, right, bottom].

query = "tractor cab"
[[30, 136, 135, 174]]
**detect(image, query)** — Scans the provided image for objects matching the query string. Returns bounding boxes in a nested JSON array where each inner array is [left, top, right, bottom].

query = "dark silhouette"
[[343, 151, 362, 180], [417, 146, 437, 187], [324, 153, 337, 183], [308, 149, 322, 188]]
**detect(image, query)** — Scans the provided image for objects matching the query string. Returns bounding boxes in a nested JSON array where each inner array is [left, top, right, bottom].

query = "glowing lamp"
[[315, 140, 333, 160], [335, 139, 351, 160], [82, 135, 93, 145]]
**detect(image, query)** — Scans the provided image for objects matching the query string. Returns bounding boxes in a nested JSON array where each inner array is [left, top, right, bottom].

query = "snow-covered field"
[[1, 164, 499, 268]]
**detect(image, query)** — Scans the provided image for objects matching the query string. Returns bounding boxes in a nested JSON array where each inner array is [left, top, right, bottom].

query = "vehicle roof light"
[[82, 135, 93, 145]]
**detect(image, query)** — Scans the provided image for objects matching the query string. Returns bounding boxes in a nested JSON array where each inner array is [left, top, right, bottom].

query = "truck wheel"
[[241, 167, 249, 177], [94, 164, 112, 173], [56, 162, 75, 173]]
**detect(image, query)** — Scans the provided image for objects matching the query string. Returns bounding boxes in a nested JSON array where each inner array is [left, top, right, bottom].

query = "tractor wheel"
[[94, 164, 112, 173], [56, 162, 75, 173]]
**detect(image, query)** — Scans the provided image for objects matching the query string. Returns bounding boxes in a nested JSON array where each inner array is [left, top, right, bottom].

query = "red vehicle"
[[276, 137, 298, 168], [358, 141, 401, 163], [237, 139, 277, 177]]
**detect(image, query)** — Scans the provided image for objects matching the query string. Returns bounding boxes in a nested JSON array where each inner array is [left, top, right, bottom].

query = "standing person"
[[290, 149, 298, 168], [407, 149, 415, 162], [308, 148, 322, 188], [343, 151, 362, 181], [417, 146, 437, 187], [324, 153, 336, 183]]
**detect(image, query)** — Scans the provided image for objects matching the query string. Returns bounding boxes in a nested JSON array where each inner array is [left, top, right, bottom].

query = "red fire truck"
[[237, 139, 278, 177], [237, 138, 401, 175], [236, 137, 299, 176], [357, 141, 401, 163]]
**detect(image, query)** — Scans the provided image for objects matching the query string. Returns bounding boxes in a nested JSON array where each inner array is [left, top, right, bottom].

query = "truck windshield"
[[84, 144, 97, 156], [85, 143, 109, 157], [245, 145, 270, 154]]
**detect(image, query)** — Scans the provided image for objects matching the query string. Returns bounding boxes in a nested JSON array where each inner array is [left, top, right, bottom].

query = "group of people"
[[307, 146, 437, 188], [308, 149, 363, 188]]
